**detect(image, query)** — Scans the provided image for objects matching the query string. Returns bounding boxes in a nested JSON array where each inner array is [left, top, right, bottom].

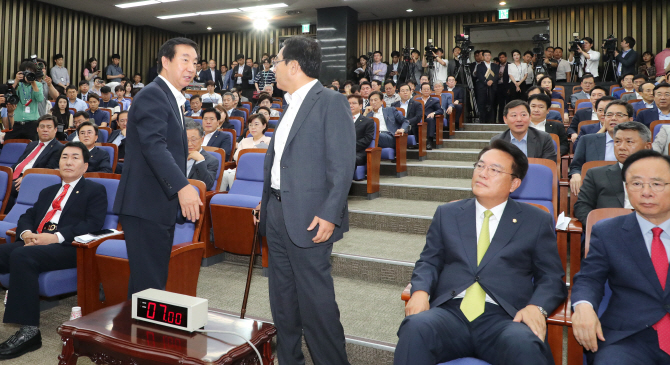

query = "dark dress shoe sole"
[[0, 340, 42, 359]]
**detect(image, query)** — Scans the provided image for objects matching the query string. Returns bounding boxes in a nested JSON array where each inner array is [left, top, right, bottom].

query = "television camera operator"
[[569, 36, 601, 81], [5, 61, 45, 141], [614, 36, 638, 77], [422, 43, 448, 85]]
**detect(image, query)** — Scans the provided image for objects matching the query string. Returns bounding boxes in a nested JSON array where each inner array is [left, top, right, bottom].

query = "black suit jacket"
[[422, 97, 444, 117], [490, 128, 557, 162], [113, 77, 189, 226], [12, 139, 64, 175], [449, 86, 465, 104], [544, 120, 569, 156], [87, 146, 113, 173], [569, 132, 607, 176], [205, 130, 233, 162], [498, 62, 510, 86], [637, 107, 662, 128], [187, 149, 218, 191], [355, 115, 375, 165], [475, 63, 500, 90], [198, 68, 224, 90], [411, 198, 566, 317], [573, 163, 624, 225], [17, 178, 107, 245], [391, 100, 423, 129], [615, 49, 638, 77], [567, 108, 594, 135], [232, 65, 254, 90]]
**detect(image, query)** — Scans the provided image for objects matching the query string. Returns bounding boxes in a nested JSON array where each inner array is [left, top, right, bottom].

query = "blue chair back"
[[264, 131, 274, 137], [272, 103, 281, 109], [509, 163, 554, 219], [576, 101, 592, 110], [439, 358, 491, 365], [86, 177, 120, 229], [238, 109, 248, 121], [230, 119, 242, 135], [206, 150, 223, 191], [97, 145, 115, 168], [268, 120, 278, 129], [0, 143, 28, 167], [229, 152, 265, 197], [69, 109, 75, 116], [98, 129, 109, 143], [241, 104, 251, 113]]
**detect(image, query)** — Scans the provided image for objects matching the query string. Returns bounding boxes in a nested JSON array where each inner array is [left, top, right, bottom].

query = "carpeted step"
[[348, 197, 438, 235], [351, 176, 473, 202], [423, 149, 481, 162], [451, 130, 501, 140], [388, 161, 474, 179], [462, 123, 509, 131], [441, 139, 490, 149]]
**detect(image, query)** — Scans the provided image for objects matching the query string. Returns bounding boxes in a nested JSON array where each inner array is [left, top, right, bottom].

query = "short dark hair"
[[478, 139, 529, 180], [420, 82, 431, 90], [621, 149, 670, 182], [235, 54, 244, 61], [582, 37, 594, 46], [523, 50, 534, 57], [205, 80, 215, 87], [482, 50, 491, 55], [526, 85, 551, 98], [398, 83, 410, 92], [347, 94, 363, 105], [281, 36, 321, 79], [156, 37, 200, 74], [118, 110, 129, 120], [539, 76, 555, 90], [654, 82, 670, 93], [581, 74, 595, 83], [369, 91, 384, 101], [371, 79, 382, 87], [37, 114, 58, 129], [546, 46, 554, 51], [202, 107, 220, 121], [190, 94, 201, 102], [257, 93, 274, 106], [391, 51, 400, 58], [66, 85, 77, 92], [88, 93, 100, 102], [53, 53, 63, 61], [384, 80, 395, 88], [604, 99, 634, 117], [620, 72, 635, 86], [111, 53, 121, 59], [498, 51, 507, 57], [76, 120, 99, 135], [62, 141, 91, 163], [114, 85, 124, 92], [350, 85, 360, 94], [503, 100, 530, 117], [510, 49, 521, 57], [248, 113, 268, 128], [18, 60, 36, 73], [100, 86, 111, 94], [613, 121, 651, 143], [373, 51, 382, 57], [360, 81, 371, 89], [528, 93, 551, 109], [453, 46, 462, 52], [633, 74, 647, 83], [623, 36, 636, 48], [591, 85, 608, 95], [594, 95, 616, 110], [406, 80, 416, 86], [554, 47, 564, 52], [78, 80, 88, 86], [73, 111, 90, 119], [447, 75, 457, 82]]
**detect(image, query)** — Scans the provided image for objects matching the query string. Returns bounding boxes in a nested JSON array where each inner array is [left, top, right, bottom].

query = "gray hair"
[[613, 121, 652, 143], [184, 119, 204, 137], [223, 92, 234, 100]]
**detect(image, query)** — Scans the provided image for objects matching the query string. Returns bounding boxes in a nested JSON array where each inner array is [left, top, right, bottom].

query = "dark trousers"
[[120, 215, 175, 297], [378, 131, 395, 148], [355, 152, 366, 166], [5, 120, 38, 141], [425, 117, 436, 138], [266, 197, 349, 365], [453, 104, 463, 126], [394, 300, 553, 365], [495, 83, 509, 123], [586, 327, 670, 365], [0, 241, 76, 326], [476, 85, 496, 123]]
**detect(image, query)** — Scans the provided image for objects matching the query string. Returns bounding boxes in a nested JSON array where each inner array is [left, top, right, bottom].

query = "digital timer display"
[[136, 298, 189, 328]]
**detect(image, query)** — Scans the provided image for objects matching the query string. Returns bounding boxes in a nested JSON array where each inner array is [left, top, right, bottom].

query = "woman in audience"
[[124, 82, 133, 98], [507, 49, 527, 101], [252, 94, 280, 117], [83, 57, 101, 89], [220, 113, 271, 191], [114, 85, 131, 111], [50, 94, 73, 140], [354, 55, 370, 83], [254, 59, 275, 93], [639, 51, 656, 81], [214, 104, 235, 130], [202, 80, 223, 105], [343, 81, 354, 96]]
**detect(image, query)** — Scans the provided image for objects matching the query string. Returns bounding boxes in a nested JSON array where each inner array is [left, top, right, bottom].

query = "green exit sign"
[[499, 9, 509, 20], [302, 24, 310, 33]]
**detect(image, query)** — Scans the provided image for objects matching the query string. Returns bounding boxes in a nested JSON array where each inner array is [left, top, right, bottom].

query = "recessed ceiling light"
[[207, 26, 212, 30], [406, 9, 413, 12], [157, 12, 197, 19], [197, 9, 240, 15], [499, 1, 506, 5], [116, 0, 159, 8], [253, 18, 269, 30], [240, 3, 288, 12]]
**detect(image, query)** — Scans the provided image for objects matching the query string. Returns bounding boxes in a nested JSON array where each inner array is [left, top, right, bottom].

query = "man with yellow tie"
[[395, 139, 567, 365]]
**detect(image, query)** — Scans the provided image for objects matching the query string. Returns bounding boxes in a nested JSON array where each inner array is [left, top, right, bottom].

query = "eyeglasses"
[[605, 112, 629, 118], [627, 181, 670, 192], [473, 162, 517, 178], [272, 58, 287, 67], [187, 137, 202, 143]]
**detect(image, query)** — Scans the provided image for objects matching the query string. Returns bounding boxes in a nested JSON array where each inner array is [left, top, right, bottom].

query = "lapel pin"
[[512, 218, 517, 223], [76, 191, 79, 194]]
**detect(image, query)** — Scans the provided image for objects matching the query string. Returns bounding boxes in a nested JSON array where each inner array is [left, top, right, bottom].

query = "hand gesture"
[[178, 184, 203, 222], [405, 291, 430, 316], [513, 305, 547, 341], [307, 216, 335, 243]]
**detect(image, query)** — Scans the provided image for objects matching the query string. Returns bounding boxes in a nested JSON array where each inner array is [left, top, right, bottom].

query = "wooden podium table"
[[57, 301, 276, 365]]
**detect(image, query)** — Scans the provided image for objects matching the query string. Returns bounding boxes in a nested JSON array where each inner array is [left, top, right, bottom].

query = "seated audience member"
[[526, 86, 563, 123], [371, 79, 382, 92], [331, 79, 340, 91], [569, 100, 635, 195], [573, 96, 617, 151], [252, 93, 280, 117], [86, 93, 110, 128], [613, 72, 636, 99], [571, 149, 670, 365], [392, 83, 423, 149], [76, 121, 112, 173], [637, 83, 670, 127], [433, 82, 454, 116], [98, 86, 120, 125], [419, 75, 431, 87], [528, 94, 569, 156], [90, 78, 104, 96], [114, 85, 130, 112], [0, 142, 107, 360], [349, 95, 375, 166], [123, 82, 133, 98], [360, 81, 372, 108], [108, 110, 127, 171], [232, 89, 248, 104], [214, 104, 235, 130], [396, 140, 566, 365], [490, 100, 557, 162], [620, 74, 647, 102], [570, 74, 596, 108], [67, 112, 89, 142], [221, 92, 245, 119], [325, 84, 338, 91], [221, 114, 271, 191], [383, 80, 400, 105], [445, 76, 464, 122], [365, 91, 408, 149], [632, 82, 657, 116], [358, 77, 369, 85], [132, 73, 144, 89], [574, 122, 651, 225], [567, 86, 608, 142], [50, 95, 73, 141], [186, 95, 202, 117], [350, 84, 361, 96], [343, 81, 353, 96], [539, 76, 566, 110], [66, 86, 87, 112], [201, 80, 222, 105], [256, 106, 273, 122], [419, 82, 444, 150], [77, 80, 90, 101], [184, 120, 218, 191], [200, 108, 232, 161], [407, 80, 418, 97]]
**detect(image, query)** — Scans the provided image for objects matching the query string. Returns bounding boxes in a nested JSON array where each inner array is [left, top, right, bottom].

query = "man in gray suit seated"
[[184, 119, 218, 191], [568, 100, 635, 196], [365, 91, 408, 148], [490, 100, 556, 162], [570, 74, 596, 108], [573, 122, 652, 225]]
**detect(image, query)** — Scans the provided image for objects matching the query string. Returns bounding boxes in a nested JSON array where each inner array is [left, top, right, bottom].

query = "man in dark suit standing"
[[76, 121, 113, 173], [0, 142, 107, 359], [349, 94, 375, 166], [395, 140, 566, 365], [476, 50, 499, 123], [198, 59, 224, 91], [637, 83, 670, 128], [392, 83, 423, 148], [254, 36, 355, 365], [232, 54, 253, 100], [184, 120, 218, 191], [574, 122, 651, 225], [490, 100, 557, 162], [614, 36, 639, 78], [494, 52, 510, 123], [571, 149, 670, 364], [113, 38, 202, 296]]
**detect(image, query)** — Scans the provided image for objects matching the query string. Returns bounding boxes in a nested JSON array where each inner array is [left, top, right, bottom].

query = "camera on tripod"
[[532, 34, 550, 56], [602, 34, 618, 53], [0, 81, 18, 108], [569, 36, 585, 52], [455, 34, 474, 61], [402, 46, 414, 63], [425, 40, 437, 68]]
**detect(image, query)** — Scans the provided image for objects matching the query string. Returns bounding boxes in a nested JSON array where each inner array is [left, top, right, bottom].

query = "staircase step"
[[462, 123, 508, 131], [336, 228, 425, 263], [351, 176, 473, 202], [348, 197, 438, 235], [441, 139, 490, 149], [424, 149, 481, 162], [452, 130, 500, 140], [399, 162, 474, 178]]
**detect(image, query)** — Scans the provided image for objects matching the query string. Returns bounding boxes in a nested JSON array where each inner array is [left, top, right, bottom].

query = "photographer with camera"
[[569, 37, 601, 80], [553, 47, 572, 82], [542, 46, 558, 79], [615, 36, 638, 77], [422, 46, 448, 85], [387, 51, 403, 84], [6, 61, 45, 140]]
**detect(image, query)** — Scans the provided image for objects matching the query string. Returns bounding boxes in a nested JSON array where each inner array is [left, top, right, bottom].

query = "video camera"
[[402, 46, 414, 63], [0, 81, 18, 108], [568, 36, 585, 53], [455, 34, 474, 61], [19, 55, 45, 84], [602, 34, 618, 53], [425, 40, 438, 68], [532, 34, 550, 56]]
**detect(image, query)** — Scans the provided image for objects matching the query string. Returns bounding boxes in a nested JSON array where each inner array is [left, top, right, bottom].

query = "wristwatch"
[[536, 306, 548, 318]]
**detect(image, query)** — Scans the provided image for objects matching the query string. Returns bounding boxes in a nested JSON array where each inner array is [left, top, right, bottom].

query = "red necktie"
[[651, 227, 670, 355], [37, 184, 70, 233], [13, 143, 44, 179]]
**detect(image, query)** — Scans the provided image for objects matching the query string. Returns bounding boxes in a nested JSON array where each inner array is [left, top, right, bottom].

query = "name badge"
[[60, 77, 64, 82], [24, 106, 30, 114]]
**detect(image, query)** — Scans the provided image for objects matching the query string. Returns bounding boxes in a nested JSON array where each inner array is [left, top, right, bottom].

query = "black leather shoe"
[[407, 145, 418, 150], [426, 140, 433, 150], [0, 328, 42, 359]]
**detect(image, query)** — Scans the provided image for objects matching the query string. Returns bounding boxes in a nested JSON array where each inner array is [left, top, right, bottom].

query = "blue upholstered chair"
[[510, 158, 558, 221], [97, 128, 109, 143], [202, 146, 224, 191], [650, 120, 670, 142], [371, 117, 408, 178], [439, 358, 491, 365], [237, 108, 248, 121], [95, 143, 118, 173], [0, 166, 12, 216], [0, 141, 29, 167], [229, 117, 243, 136], [575, 101, 592, 111]]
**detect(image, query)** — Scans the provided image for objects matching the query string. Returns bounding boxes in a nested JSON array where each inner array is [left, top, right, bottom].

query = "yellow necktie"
[[460, 210, 493, 322]]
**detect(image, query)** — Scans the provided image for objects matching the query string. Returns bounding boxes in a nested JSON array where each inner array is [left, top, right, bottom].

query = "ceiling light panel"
[[157, 12, 198, 19], [116, 0, 159, 8], [197, 9, 241, 15], [239, 3, 288, 12]]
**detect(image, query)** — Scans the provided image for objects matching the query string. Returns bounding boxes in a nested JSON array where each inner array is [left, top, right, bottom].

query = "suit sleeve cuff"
[[56, 232, 65, 243], [20, 230, 31, 241], [572, 300, 593, 310]]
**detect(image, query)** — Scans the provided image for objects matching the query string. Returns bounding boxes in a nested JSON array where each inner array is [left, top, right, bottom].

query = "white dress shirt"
[[203, 131, 215, 146], [398, 99, 410, 114], [454, 199, 508, 304], [530, 119, 547, 131], [619, 162, 634, 209], [24, 139, 54, 171], [237, 65, 244, 84], [271, 79, 319, 190], [186, 149, 204, 177], [352, 113, 360, 123], [591, 111, 598, 121], [579, 50, 601, 78], [373, 108, 387, 132], [20, 177, 81, 244], [158, 75, 185, 127]]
